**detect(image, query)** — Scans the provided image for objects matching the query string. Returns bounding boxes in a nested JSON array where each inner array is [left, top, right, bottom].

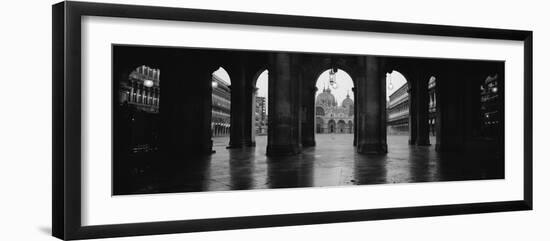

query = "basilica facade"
[[315, 87, 354, 134]]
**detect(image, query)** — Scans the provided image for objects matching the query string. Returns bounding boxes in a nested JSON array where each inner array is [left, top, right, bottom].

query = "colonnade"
[[389, 58, 504, 151], [113, 46, 504, 161], [212, 125, 230, 137]]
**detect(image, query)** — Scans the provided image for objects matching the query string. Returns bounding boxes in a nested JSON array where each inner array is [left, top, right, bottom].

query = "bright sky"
[[255, 70, 269, 99], [213, 67, 270, 111], [212, 67, 269, 98], [213, 67, 408, 108], [386, 71, 408, 100], [212, 67, 231, 85], [315, 69, 354, 104]]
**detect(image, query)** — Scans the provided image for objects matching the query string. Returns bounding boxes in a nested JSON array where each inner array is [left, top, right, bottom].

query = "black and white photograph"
[[113, 45, 505, 195], [2, 0, 546, 240]]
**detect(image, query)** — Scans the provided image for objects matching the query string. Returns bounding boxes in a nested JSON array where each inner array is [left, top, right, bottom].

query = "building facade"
[[315, 87, 354, 134], [479, 74, 501, 138], [255, 96, 268, 135], [387, 77, 437, 135], [211, 74, 231, 137], [118, 65, 161, 153]]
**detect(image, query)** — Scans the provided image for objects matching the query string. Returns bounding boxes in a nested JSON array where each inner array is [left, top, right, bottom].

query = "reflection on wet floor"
[[114, 134, 504, 195]]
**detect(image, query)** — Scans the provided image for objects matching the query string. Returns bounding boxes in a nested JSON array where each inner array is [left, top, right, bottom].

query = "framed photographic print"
[[52, 1, 533, 240]]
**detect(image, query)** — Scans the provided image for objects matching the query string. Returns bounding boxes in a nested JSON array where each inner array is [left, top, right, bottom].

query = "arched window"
[[316, 106, 325, 116], [337, 120, 346, 133], [327, 119, 336, 133], [316, 117, 324, 133]]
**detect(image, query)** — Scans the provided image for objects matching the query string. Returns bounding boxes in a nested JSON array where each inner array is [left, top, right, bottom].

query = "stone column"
[[227, 59, 255, 148], [266, 53, 302, 156], [243, 82, 256, 147], [415, 74, 431, 146], [227, 69, 245, 148], [352, 87, 357, 146], [434, 77, 444, 151], [200, 67, 215, 154], [407, 84, 417, 145], [435, 64, 465, 152], [160, 60, 214, 158], [356, 56, 388, 154], [495, 63, 505, 151], [302, 86, 317, 147], [250, 87, 258, 146], [463, 70, 482, 141]]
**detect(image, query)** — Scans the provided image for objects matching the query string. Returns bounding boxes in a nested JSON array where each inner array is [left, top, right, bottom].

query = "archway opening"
[[253, 69, 269, 149], [385, 70, 409, 146], [211, 67, 232, 149], [118, 65, 161, 154], [113, 64, 161, 194], [314, 68, 354, 144]]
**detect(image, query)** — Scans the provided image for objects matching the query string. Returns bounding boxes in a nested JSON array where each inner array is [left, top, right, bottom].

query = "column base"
[[302, 139, 316, 147], [196, 141, 213, 155], [266, 144, 301, 156], [357, 143, 388, 154], [415, 138, 431, 146], [226, 140, 255, 149], [201, 146, 214, 155]]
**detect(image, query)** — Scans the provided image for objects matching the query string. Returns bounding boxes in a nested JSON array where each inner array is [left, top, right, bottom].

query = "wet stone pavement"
[[117, 134, 504, 195]]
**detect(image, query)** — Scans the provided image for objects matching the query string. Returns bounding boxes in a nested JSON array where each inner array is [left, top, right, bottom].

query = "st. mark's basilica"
[[315, 87, 354, 134]]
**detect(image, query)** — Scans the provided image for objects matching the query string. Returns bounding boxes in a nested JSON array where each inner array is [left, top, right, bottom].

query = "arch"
[[212, 67, 232, 85], [386, 70, 408, 94], [308, 56, 359, 88], [251, 67, 268, 87], [312, 66, 355, 141], [211, 67, 232, 142], [315, 106, 325, 116], [386, 70, 411, 139], [327, 119, 336, 133], [253, 69, 269, 138], [314, 68, 355, 101], [314, 68, 355, 123], [337, 120, 347, 133], [315, 117, 324, 133]]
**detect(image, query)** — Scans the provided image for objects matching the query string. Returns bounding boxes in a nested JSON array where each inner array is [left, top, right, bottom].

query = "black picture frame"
[[52, 1, 533, 240]]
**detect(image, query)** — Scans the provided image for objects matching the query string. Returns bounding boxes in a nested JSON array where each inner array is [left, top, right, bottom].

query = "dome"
[[341, 91, 354, 109], [315, 87, 337, 107]]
